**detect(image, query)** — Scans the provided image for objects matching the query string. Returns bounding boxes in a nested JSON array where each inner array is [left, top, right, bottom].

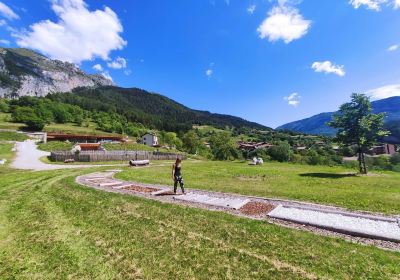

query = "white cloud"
[[92, 64, 103, 71], [0, 39, 10, 45], [257, 4, 311, 44], [206, 69, 213, 78], [311, 61, 345, 77], [387, 44, 399, 52], [0, 1, 19, 20], [247, 4, 256, 14], [124, 69, 132, 76], [107, 56, 127, 69], [367, 84, 400, 99], [349, 0, 400, 11], [14, 0, 126, 64], [0, 19, 6, 26], [284, 92, 301, 107]]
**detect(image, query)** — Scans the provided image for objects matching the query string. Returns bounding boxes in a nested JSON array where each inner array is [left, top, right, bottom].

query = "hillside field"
[[1, 167, 400, 279], [117, 160, 400, 214]]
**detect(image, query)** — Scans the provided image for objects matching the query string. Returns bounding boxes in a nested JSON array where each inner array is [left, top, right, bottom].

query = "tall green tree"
[[209, 131, 239, 160], [182, 130, 203, 154], [329, 93, 389, 174]]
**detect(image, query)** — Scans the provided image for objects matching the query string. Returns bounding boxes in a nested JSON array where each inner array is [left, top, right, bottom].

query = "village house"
[[141, 133, 159, 147], [367, 144, 396, 156], [237, 141, 274, 151]]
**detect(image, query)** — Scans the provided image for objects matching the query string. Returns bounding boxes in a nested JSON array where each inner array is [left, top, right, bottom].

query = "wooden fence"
[[49, 150, 185, 162]]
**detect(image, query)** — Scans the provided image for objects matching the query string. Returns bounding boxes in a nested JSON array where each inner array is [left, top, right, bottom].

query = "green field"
[[0, 113, 26, 130], [117, 160, 400, 214], [0, 167, 400, 279], [0, 143, 14, 169], [43, 122, 123, 136], [0, 131, 29, 141]]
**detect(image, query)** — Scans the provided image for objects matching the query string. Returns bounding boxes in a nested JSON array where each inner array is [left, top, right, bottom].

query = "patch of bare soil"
[[156, 190, 177, 196], [124, 185, 160, 193], [239, 201, 275, 215]]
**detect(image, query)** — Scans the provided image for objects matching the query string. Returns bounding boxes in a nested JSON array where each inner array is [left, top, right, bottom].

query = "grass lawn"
[[0, 168, 399, 279], [0, 143, 14, 169], [0, 113, 26, 130], [116, 160, 400, 214], [38, 141, 74, 152], [0, 131, 29, 141], [39, 156, 128, 165], [44, 122, 124, 136]]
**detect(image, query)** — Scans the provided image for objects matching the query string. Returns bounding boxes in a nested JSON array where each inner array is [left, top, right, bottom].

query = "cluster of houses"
[[237, 140, 397, 156]]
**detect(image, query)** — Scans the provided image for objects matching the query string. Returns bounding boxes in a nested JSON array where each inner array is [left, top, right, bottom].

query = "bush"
[[26, 118, 45, 131], [268, 142, 292, 162], [390, 153, 400, 165], [290, 153, 304, 164]]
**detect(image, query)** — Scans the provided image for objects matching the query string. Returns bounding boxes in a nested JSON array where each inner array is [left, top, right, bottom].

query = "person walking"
[[172, 158, 185, 194]]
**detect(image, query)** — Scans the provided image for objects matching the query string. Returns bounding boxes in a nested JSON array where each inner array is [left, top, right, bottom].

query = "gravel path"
[[76, 170, 400, 251], [11, 140, 124, 171]]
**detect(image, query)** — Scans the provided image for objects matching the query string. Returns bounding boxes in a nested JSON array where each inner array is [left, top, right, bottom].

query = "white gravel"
[[174, 193, 250, 210], [268, 205, 400, 242]]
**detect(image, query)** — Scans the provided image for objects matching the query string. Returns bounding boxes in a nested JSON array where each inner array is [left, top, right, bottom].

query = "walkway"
[[76, 170, 400, 250], [11, 140, 124, 171]]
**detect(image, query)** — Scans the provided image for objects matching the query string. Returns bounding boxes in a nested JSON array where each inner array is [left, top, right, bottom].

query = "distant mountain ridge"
[[277, 96, 400, 143], [0, 48, 113, 97]]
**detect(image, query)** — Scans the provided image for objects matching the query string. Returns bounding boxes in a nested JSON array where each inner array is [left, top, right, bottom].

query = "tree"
[[182, 130, 203, 154], [0, 99, 9, 113], [329, 93, 389, 174], [209, 131, 239, 160]]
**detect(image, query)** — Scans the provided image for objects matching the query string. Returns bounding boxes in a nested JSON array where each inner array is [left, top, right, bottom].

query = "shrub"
[[268, 142, 292, 162], [390, 153, 400, 165]]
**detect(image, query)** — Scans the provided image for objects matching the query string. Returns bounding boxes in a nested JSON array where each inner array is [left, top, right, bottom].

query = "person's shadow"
[[299, 173, 357, 179]]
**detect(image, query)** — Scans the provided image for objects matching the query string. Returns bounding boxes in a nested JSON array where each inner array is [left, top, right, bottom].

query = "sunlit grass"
[[117, 160, 400, 214], [0, 168, 399, 279]]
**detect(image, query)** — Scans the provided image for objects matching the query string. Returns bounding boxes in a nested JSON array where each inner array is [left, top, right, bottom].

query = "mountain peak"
[[0, 47, 113, 98]]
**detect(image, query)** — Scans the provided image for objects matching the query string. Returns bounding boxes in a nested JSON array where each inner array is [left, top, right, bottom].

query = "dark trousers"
[[174, 175, 185, 193]]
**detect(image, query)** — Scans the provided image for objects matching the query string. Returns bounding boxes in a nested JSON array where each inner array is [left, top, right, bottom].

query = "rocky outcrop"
[[0, 48, 113, 98]]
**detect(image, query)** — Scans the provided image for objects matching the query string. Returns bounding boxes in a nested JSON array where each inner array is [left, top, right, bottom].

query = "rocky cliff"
[[0, 48, 113, 97]]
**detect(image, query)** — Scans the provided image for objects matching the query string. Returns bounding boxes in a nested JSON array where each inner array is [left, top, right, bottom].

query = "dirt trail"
[[11, 140, 124, 171]]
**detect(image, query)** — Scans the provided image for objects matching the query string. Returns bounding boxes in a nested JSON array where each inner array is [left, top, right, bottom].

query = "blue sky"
[[0, 0, 400, 128]]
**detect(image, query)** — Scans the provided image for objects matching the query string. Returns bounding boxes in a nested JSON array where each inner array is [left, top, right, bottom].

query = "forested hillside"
[[1, 86, 269, 135], [49, 86, 269, 132]]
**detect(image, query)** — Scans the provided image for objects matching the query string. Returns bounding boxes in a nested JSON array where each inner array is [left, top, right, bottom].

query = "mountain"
[[277, 96, 400, 143], [49, 86, 270, 131], [0, 47, 269, 131], [0, 48, 113, 98]]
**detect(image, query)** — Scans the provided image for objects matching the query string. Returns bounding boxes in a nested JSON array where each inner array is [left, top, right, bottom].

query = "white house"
[[142, 133, 159, 147]]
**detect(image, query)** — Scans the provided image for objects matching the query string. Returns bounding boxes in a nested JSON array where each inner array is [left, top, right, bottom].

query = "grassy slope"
[[0, 143, 14, 167], [117, 160, 400, 214], [0, 113, 25, 130], [0, 131, 28, 141], [0, 168, 399, 279], [43, 122, 122, 136]]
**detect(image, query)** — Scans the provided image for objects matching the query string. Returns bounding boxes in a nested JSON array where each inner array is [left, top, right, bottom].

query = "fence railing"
[[49, 150, 185, 162]]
